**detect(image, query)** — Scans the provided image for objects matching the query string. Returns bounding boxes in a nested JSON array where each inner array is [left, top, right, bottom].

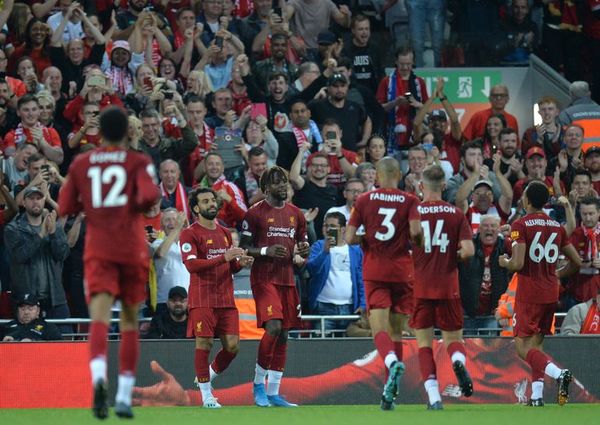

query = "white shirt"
[[151, 239, 190, 304], [316, 244, 353, 305], [47, 12, 84, 43]]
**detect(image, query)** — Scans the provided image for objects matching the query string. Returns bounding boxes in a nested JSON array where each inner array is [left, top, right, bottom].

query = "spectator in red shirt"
[[462, 84, 519, 142], [4, 94, 64, 164], [8, 18, 53, 79]]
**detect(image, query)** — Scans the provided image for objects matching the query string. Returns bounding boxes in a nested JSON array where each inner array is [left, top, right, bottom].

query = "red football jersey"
[[58, 147, 160, 266], [511, 212, 569, 304], [180, 222, 239, 308], [241, 200, 307, 287], [348, 188, 420, 282], [412, 201, 473, 299]]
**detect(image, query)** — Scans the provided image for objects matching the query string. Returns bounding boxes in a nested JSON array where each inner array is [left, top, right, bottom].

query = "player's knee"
[[265, 320, 283, 336], [225, 343, 240, 355]]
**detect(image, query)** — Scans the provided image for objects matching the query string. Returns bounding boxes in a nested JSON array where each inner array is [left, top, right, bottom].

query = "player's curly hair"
[[188, 187, 219, 216], [260, 166, 289, 194]]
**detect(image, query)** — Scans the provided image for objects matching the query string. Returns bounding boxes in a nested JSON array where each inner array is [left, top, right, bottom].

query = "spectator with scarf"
[[159, 159, 191, 221], [376, 47, 428, 155], [102, 40, 145, 97], [276, 99, 322, 171], [561, 290, 600, 335]]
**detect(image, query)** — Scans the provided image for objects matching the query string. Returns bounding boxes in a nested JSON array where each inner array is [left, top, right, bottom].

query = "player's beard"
[[271, 189, 287, 202], [199, 207, 218, 220]]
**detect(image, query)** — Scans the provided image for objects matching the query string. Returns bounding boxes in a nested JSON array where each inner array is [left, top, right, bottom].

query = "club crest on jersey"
[[290, 228, 296, 239], [182, 243, 192, 253], [267, 305, 273, 316], [207, 239, 213, 245], [267, 217, 275, 223], [196, 321, 202, 332], [290, 216, 295, 224], [511, 231, 519, 240]]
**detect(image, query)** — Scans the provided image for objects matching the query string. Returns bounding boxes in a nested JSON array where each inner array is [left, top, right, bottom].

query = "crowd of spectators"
[[0, 0, 600, 339]]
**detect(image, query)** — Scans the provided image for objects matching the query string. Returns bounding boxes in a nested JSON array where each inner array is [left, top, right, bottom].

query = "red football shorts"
[[187, 307, 239, 338], [364, 280, 414, 314], [84, 259, 148, 305], [409, 298, 464, 331], [513, 301, 556, 337], [252, 283, 300, 329]]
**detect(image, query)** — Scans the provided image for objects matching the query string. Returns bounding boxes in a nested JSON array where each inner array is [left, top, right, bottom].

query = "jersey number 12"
[[87, 165, 128, 208]]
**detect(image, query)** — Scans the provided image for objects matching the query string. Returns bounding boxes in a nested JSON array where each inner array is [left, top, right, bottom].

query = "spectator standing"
[[326, 178, 364, 222], [462, 84, 519, 142], [521, 96, 563, 159], [341, 14, 382, 93], [306, 211, 365, 334], [406, 0, 447, 67], [558, 81, 600, 151]]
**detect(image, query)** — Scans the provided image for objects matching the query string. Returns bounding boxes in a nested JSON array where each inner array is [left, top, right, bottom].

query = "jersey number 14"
[[421, 219, 449, 253]]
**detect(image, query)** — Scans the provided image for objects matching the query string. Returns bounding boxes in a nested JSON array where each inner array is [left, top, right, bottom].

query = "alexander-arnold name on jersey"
[[523, 218, 560, 227]]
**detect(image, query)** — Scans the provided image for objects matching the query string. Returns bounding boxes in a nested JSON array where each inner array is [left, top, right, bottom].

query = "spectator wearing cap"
[[558, 81, 600, 152], [284, 0, 351, 55], [290, 149, 342, 239], [512, 146, 566, 205], [144, 286, 189, 339], [584, 146, 600, 194], [151, 208, 190, 314], [4, 186, 70, 322], [102, 40, 146, 97], [1, 294, 62, 342], [314, 30, 340, 70], [462, 84, 519, 142], [309, 72, 371, 152], [252, 33, 298, 93], [456, 175, 512, 234], [548, 124, 585, 190], [49, 3, 106, 95], [413, 77, 463, 172]]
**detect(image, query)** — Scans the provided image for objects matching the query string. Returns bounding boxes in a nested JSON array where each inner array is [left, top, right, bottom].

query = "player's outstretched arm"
[[498, 242, 525, 272]]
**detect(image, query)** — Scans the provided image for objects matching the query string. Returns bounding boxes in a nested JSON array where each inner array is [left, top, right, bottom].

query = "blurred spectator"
[[1, 294, 62, 342], [159, 160, 190, 218], [406, 0, 447, 67], [561, 290, 600, 335], [583, 3, 600, 102], [0, 48, 26, 98], [9, 19, 53, 79], [316, 119, 358, 188], [13, 153, 60, 209], [584, 146, 600, 194], [495, 273, 517, 336], [114, 0, 152, 41], [480, 114, 506, 159], [4, 187, 70, 320], [138, 108, 198, 172], [3, 94, 64, 164], [46, 0, 85, 44], [196, 152, 247, 228], [549, 124, 585, 189], [512, 147, 565, 206], [341, 15, 383, 93], [462, 84, 519, 143], [102, 40, 145, 98], [306, 211, 365, 334], [144, 286, 189, 339], [290, 149, 342, 239], [205, 87, 233, 129], [292, 62, 321, 93], [310, 73, 371, 152], [355, 161, 376, 192], [521, 96, 563, 159], [458, 215, 510, 334], [377, 46, 428, 152], [15, 56, 45, 94], [244, 146, 268, 205], [238, 0, 272, 55], [0, 80, 21, 138], [182, 96, 213, 185], [253, 33, 298, 93], [0, 167, 18, 224], [276, 99, 322, 171], [455, 163, 512, 234], [151, 209, 190, 314], [444, 141, 503, 204], [62, 211, 87, 318], [1, 143, 38, 192], [243, 116, 278, 166], [196, 28, 244, 90], [564, 196, 600, 310], [66, 102, 101, 157], [485, 128, 524, 187], [326, 178, 364, 222], [558, 81, 600, 151], [497, 0, 538, 65]]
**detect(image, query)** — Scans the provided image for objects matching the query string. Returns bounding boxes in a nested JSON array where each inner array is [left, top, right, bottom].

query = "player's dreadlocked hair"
[[260, 166, 289, 194]]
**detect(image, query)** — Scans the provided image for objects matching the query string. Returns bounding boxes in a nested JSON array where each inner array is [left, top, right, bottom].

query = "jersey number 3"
[[88, 165, 128, 208], [375, 208, 396, 241]]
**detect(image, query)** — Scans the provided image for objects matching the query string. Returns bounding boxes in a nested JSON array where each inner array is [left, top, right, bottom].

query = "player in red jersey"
[[58, 107, 161, 419], [240, 166, 309, 408], [499, 181, 582, 407], [179, 187, 254, 408], [346, 156, 423, 410], [409, 165, 475, 410]]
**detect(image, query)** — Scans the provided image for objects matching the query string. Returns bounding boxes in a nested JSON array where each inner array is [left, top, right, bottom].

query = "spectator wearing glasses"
[[326, 178, 364, 222], [462, 84, 519, 142]]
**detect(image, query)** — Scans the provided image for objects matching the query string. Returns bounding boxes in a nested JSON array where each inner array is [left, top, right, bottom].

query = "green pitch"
[[1, 404, 599, 425]]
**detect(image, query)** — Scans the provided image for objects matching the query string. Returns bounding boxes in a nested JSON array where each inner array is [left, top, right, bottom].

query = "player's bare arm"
[[240, 234, 288, 258], [557, 243, 582, 279], [457, 239, 475, 262], [409, 219, 424, 248], [498, 242, 525, 272], [344, 224, 362, 245]]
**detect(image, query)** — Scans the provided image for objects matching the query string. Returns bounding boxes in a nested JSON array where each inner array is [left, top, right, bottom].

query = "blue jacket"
[[306, 240, 365, 312]]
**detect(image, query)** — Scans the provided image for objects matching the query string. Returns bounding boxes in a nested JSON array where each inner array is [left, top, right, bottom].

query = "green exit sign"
[[414, 70, 503, 104]]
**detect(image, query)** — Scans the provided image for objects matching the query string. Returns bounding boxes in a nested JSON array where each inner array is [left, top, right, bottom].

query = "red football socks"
[[89, 321, 109, 360], [257, 333, 278, 370], [119, 330, 139, 375], [195, 348, 210, 383], [447, 341, 466, 360], [270, 341, 287, 372], [374, 331, 395, 360], [418, 347, 437, 381], [211, 349, 237, 374], [394, 341, 404, 361], [526, 349, 550, 378]]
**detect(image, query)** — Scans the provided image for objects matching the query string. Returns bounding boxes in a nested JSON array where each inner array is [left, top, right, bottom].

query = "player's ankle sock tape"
[[211, 349, 237, 374], [119, 330, 139, 375], [195, 348, 211, 382], [374, 331, 395, 362], [257, 333, 278, 370], [89, 321, 109, 360], [418, 347, 436, 381]]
